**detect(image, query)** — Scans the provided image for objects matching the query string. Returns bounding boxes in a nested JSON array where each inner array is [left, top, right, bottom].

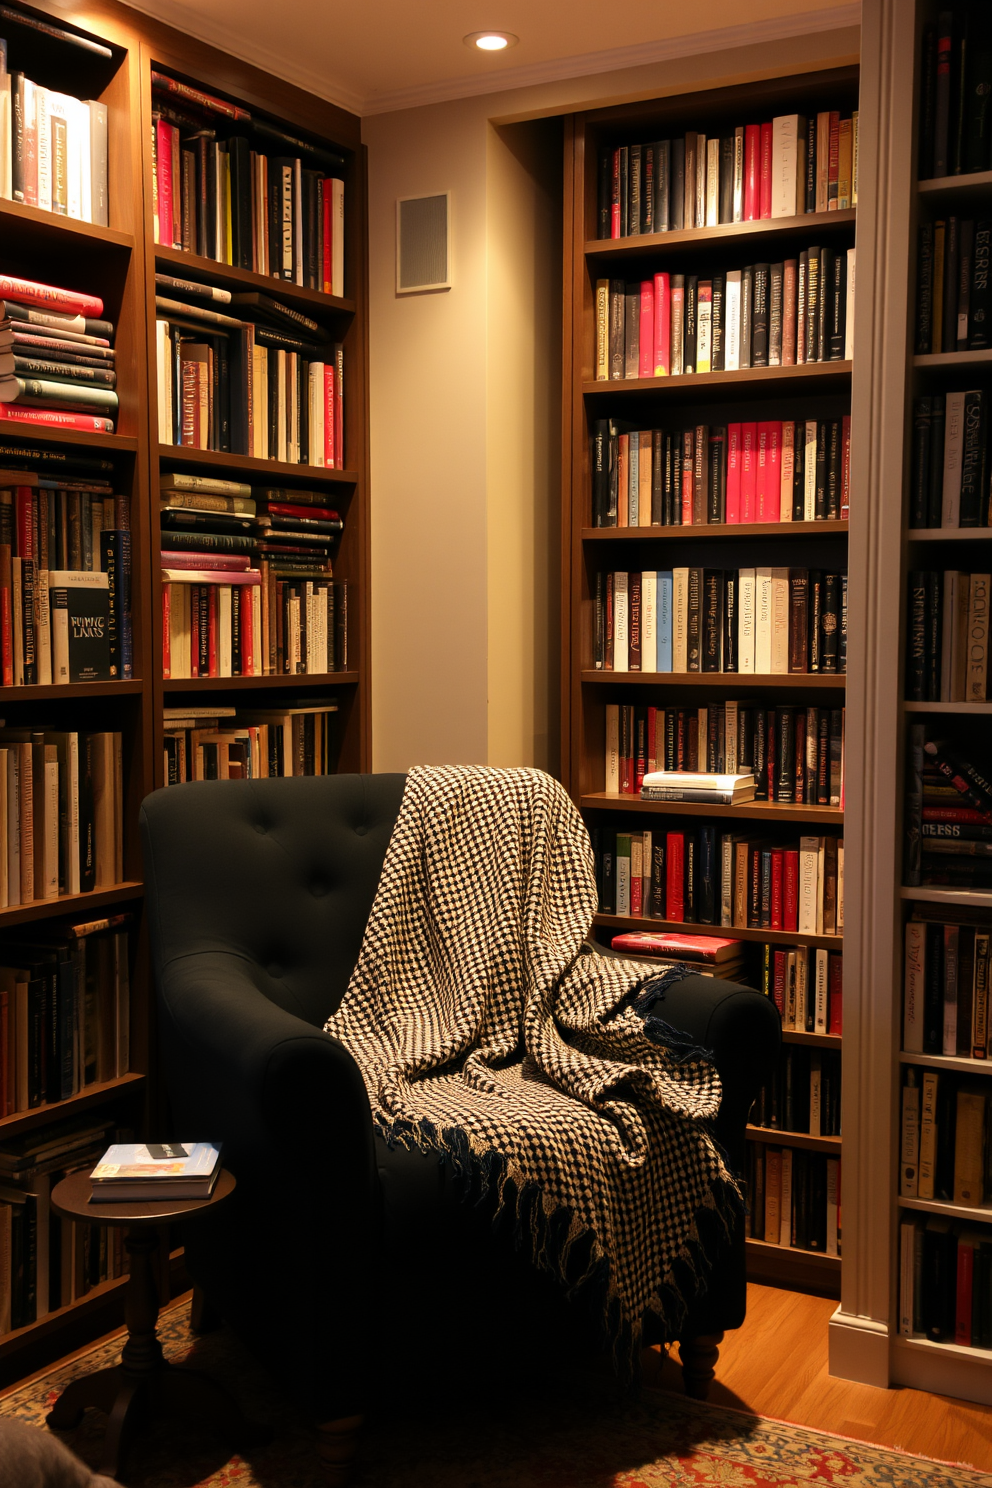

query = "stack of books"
[[640, 768, 755, 805], [151, 71, 345, 293], [906, 730, 992, 889], [751, 1045, 842, 1137], [916, 221, 992, 354], [0, 275, 117, 433], [907, 570, 991, 701], [593, 414, 851, 527], [163, 703, 338, 782], [610, 929, 747, 981], [90, 1140, 221, 1201], [918, 16, 992, 179], [745, 1144, 840, 1256], [594, 250, 855, 379], [910, 391, 992, 528], [899, 1214, 992, 1348], [598, 109, 858, 238], [155, 276, 344, 464]]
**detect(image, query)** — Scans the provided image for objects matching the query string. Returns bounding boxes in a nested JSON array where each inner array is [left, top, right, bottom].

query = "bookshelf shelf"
[[892, 1335, 992, 1365], [584, 208, 857, 261], [783, 1030, 843, 1049], [917, 169, 992, 199], [898, 1051, 992, 1074], [902, 701, 992, 714], [0, 428, 138, 454], [0, 1072, 146, 1141], [907, 529, 992, 541], [913, 350, 992, 370], [156, 445, 359, 485], [162, 673, 359, 691], [592, 911, 842, 950], [581, 521, 849, 542], [582, 363, 852, 398], [0, 681, 144, 702], [154, 244, 356, 316], [899, 1195, 992, 1224], [581, 670, 846, 690], [581, 792, 841, 824], [900, 886, 992, 907], [0, 882, 144, 930], [0, 198, 134, 252], [744, 1236, 841, 1270], [746, 1125, 841, 1153]]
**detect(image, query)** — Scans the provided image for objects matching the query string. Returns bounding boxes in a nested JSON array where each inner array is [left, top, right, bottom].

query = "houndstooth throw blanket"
[[325, 766, 741, 1366]]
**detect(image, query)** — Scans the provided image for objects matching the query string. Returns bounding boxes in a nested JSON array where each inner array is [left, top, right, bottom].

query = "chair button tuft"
[[254, 823, 268, 835], [310, 881, 328, 897], [354, 824, 367, 837], [268, 964, 282, 978]]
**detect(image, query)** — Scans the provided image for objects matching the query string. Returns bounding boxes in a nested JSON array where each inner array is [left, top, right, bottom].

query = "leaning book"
[[89, 1142, 221, 1200]]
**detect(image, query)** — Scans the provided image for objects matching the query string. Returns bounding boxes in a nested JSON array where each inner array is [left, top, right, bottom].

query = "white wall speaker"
[[396, 192, 451, 294]]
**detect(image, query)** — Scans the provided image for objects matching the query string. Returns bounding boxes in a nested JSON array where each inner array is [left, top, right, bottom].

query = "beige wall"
[[365, 22, 860, 775]]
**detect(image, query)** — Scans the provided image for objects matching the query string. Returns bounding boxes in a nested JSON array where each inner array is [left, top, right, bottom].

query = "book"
[[90, 1141, 221, 1201]]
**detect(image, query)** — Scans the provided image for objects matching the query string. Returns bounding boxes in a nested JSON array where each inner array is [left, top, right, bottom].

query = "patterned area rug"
[[0, 1297, 987, 1488]]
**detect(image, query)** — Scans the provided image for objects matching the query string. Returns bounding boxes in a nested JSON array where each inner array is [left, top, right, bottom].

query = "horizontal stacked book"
[[594, 566, 847, 675], [751, 1045, 842, 1136], [0, 275, 117, 432], [0, 1114, 125, 1335], [0, 910, 131, 1116], [151, 71, 345, 293], [905, 730, 992, 889], [907, 570, 990, 700], [605, 700, 844, 802], [594, 249, 855, 379], [593, 414, 851, 527], [593, 826, 843, 933], [0, 469, 131, 685], [608, 929, 746, 980], [918, 12, 992, 180], [162, 704, 338, 781], [598, 108, 858, 238], [910, 389, 992, 527], [0, 27, 108, 223], [745, 1143, 840, 1255], [0, 728, 124, 907], [160, 472, 347, 677], [155, 276, 343, 463], [916, 219, 991, 354]]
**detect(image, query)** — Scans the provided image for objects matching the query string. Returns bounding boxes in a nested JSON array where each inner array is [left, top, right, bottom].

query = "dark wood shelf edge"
[[0, 681, 144, 701], [746, 1124, 842, 1151], [591, 913, 843, 949], [584, 208, 856, 257], [0, 882, 144, 929], [580, 670, 848, 689], [154, 244, 355, 315], [162, 672, 358, 691], [581, 521, 849, 540], [0, 197, 134, 250], [156, 445, 358, 484], [581, 792, 842, 823], [0, 427, 138, 453], [0, 1071, 146, 1140], [583, 363, 851, 394]]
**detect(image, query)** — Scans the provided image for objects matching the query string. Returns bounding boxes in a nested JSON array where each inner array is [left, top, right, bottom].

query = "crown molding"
[[360, 5, 862, 116]]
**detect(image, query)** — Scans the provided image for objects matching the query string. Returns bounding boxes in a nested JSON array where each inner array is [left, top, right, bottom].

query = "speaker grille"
[[397, 193, 450, 292]]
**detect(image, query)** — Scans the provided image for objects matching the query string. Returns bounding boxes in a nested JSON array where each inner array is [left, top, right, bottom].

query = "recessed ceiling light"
[[464, 31, 519, 51]]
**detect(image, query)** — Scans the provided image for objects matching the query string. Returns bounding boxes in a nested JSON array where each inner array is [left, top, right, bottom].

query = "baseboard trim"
[[828, 1307, 891, 1388]]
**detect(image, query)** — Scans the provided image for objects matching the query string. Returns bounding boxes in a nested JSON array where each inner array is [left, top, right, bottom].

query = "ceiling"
[[125, 0, 858, 117]]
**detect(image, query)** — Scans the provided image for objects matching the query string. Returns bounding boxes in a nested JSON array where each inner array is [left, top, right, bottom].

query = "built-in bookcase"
[[563, 67, 860, 1301], [0, 0, 368, 1385]]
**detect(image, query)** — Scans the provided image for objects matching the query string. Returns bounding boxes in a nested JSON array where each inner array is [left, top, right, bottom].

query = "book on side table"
[[89, 1142, 221, 1201]]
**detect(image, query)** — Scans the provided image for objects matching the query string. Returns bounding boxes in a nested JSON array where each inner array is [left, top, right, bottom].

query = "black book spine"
[[829, 250, 846, 360], [815, 420, 829, 519], [826, 420, 841, 520], [651, 430, 663, 525], [598, 150, 612, 239], [808, 574, 822, 672], [672, 138, 685, 231], [686, 565, 702, 671], [768, 261, 783, 365], [671, 434, 682, 525], [719, 136, 734, 224], [655, 140, 671, 232], [966, 24, 992, 172], [683, 276, 698, 374], [792, 420, 806, 521], [817, 247, 833, 363], [820, 573, 840, 673], [663, 433, 674, 526], [723, 572, 737, 672], [601, 831, 616, 913], [642, 145, 655, 234], [592, 418, 610, 527], [925, 569, 942, 700], [789, 569, 809, 672], [919, 26, 937, 180], [739, 266, 753, 369], [917, 221, 934, 354], [942, 215, 960, 352], [957, 217, 975, 348], [951, 8, 970, 177], [702, 568, 723, 671], [910, 398, 933, 528], [906, 570, 927, 700], [629, 144, 643, 236], [928, 394, 946, 527], [593, 570, 605, 668], [805, 246, 820, 362], [934, 11, 953, 178], [805, 116, 817, 212], [753, 709, 768, 800], [751, 264, 769, 367], [711, 274, 725, 370], [619, 146, 629, 237], [971, 220, 992, 349], [776, 706, 796, 803], [960, 390, 987, 526]]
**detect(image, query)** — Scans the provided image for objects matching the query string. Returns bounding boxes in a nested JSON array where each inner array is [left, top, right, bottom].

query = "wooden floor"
[[645, 1282, 992, 1472]]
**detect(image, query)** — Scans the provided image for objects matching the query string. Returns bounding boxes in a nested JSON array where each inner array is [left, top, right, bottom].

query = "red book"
[[159, 551, 252, 572], [758, 421, 782, 521], [740, 423, 757, 521], [155, 119, 174, 250], [0, 574, 11, 687], [241, 584, 254, 675], [620, 705, 634, 794], [956, 1235, 975, 1346], [265, 503, 340, 521], [207, 585, 218, 676], [639, 279, 655, 379], [770, 848, 784, 928], [827, 953, 843, 1034], [923, 805, 992, 823], [783, 848, 799, 931], [0, 273, 104, 319], [333, 347, 344, 469], [759, 122, 773, 218], [611, 149, 621, 238], [744, 125, 761, 221], [321, 182, 333, 295], [161, 586, 171, 679], [841, 415, 851, 518], [0, 405, 114, 432], [324, 364, 335, 468], [653, 272, 670, 376], [726, 424, 742, 523], [682, 430, 694, 524], [151, 71, 250, 120], [610, 931, 742, 961], [755, 424, 769, 519], [666, 832, 684, 921], [772, 948, 787, 1015], [0, 988, 7, 1115]]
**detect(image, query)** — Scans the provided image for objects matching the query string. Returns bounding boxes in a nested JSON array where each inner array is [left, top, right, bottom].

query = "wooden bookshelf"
[[562, 66, 856, 1301], [0, 0, 369, 1378]]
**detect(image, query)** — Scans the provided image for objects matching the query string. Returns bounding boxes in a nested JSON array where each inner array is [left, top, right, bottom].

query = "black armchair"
[[140, 774, 779, 1433]]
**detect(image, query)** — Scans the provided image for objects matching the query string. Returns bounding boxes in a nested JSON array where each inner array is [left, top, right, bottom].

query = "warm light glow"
[[463, 30, 519, 51]]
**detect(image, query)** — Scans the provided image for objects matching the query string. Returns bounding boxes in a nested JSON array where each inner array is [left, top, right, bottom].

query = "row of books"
[[0, 274, 117, 433], [597, 111, 858, 239], [150, 69, 346, 294], [0, 912, 131, 1116], [0, 46, 108, 223], [750, 1047, 841, 1138], [899, 1214, 992, 1349], [761, 943, 843, 1035], [163, 705, 337, 783], [901, 1066, 992, 1206], [0, 1116, 122, 1333], [605, 702, 844, 805], [591, 416, 851, 528], [593, 567, 848, 675], [905, 731, 992, 889], [162, 574, 348, 679], [0, 473, 131, 684], [0, 731, 123, 907], [907, 570, 991, 702], [910, 391, 992, 529], [593, 827, 843, 935], [743, 1143, 840, 1255], [918, 12, 992, 180], [904, 913, 992, 1060], [916, 219, 992, 356], [594, 250, 855, 380]]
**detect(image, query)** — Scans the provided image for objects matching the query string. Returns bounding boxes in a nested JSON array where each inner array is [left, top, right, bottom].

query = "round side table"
[[47, 1168, 258, 1481]]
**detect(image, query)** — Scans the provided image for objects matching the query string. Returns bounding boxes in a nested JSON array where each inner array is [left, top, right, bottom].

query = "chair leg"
[[679, 1331, 724, 1400], [316, 1414, 364, 1487], [189, 1284, 222, 1335]]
